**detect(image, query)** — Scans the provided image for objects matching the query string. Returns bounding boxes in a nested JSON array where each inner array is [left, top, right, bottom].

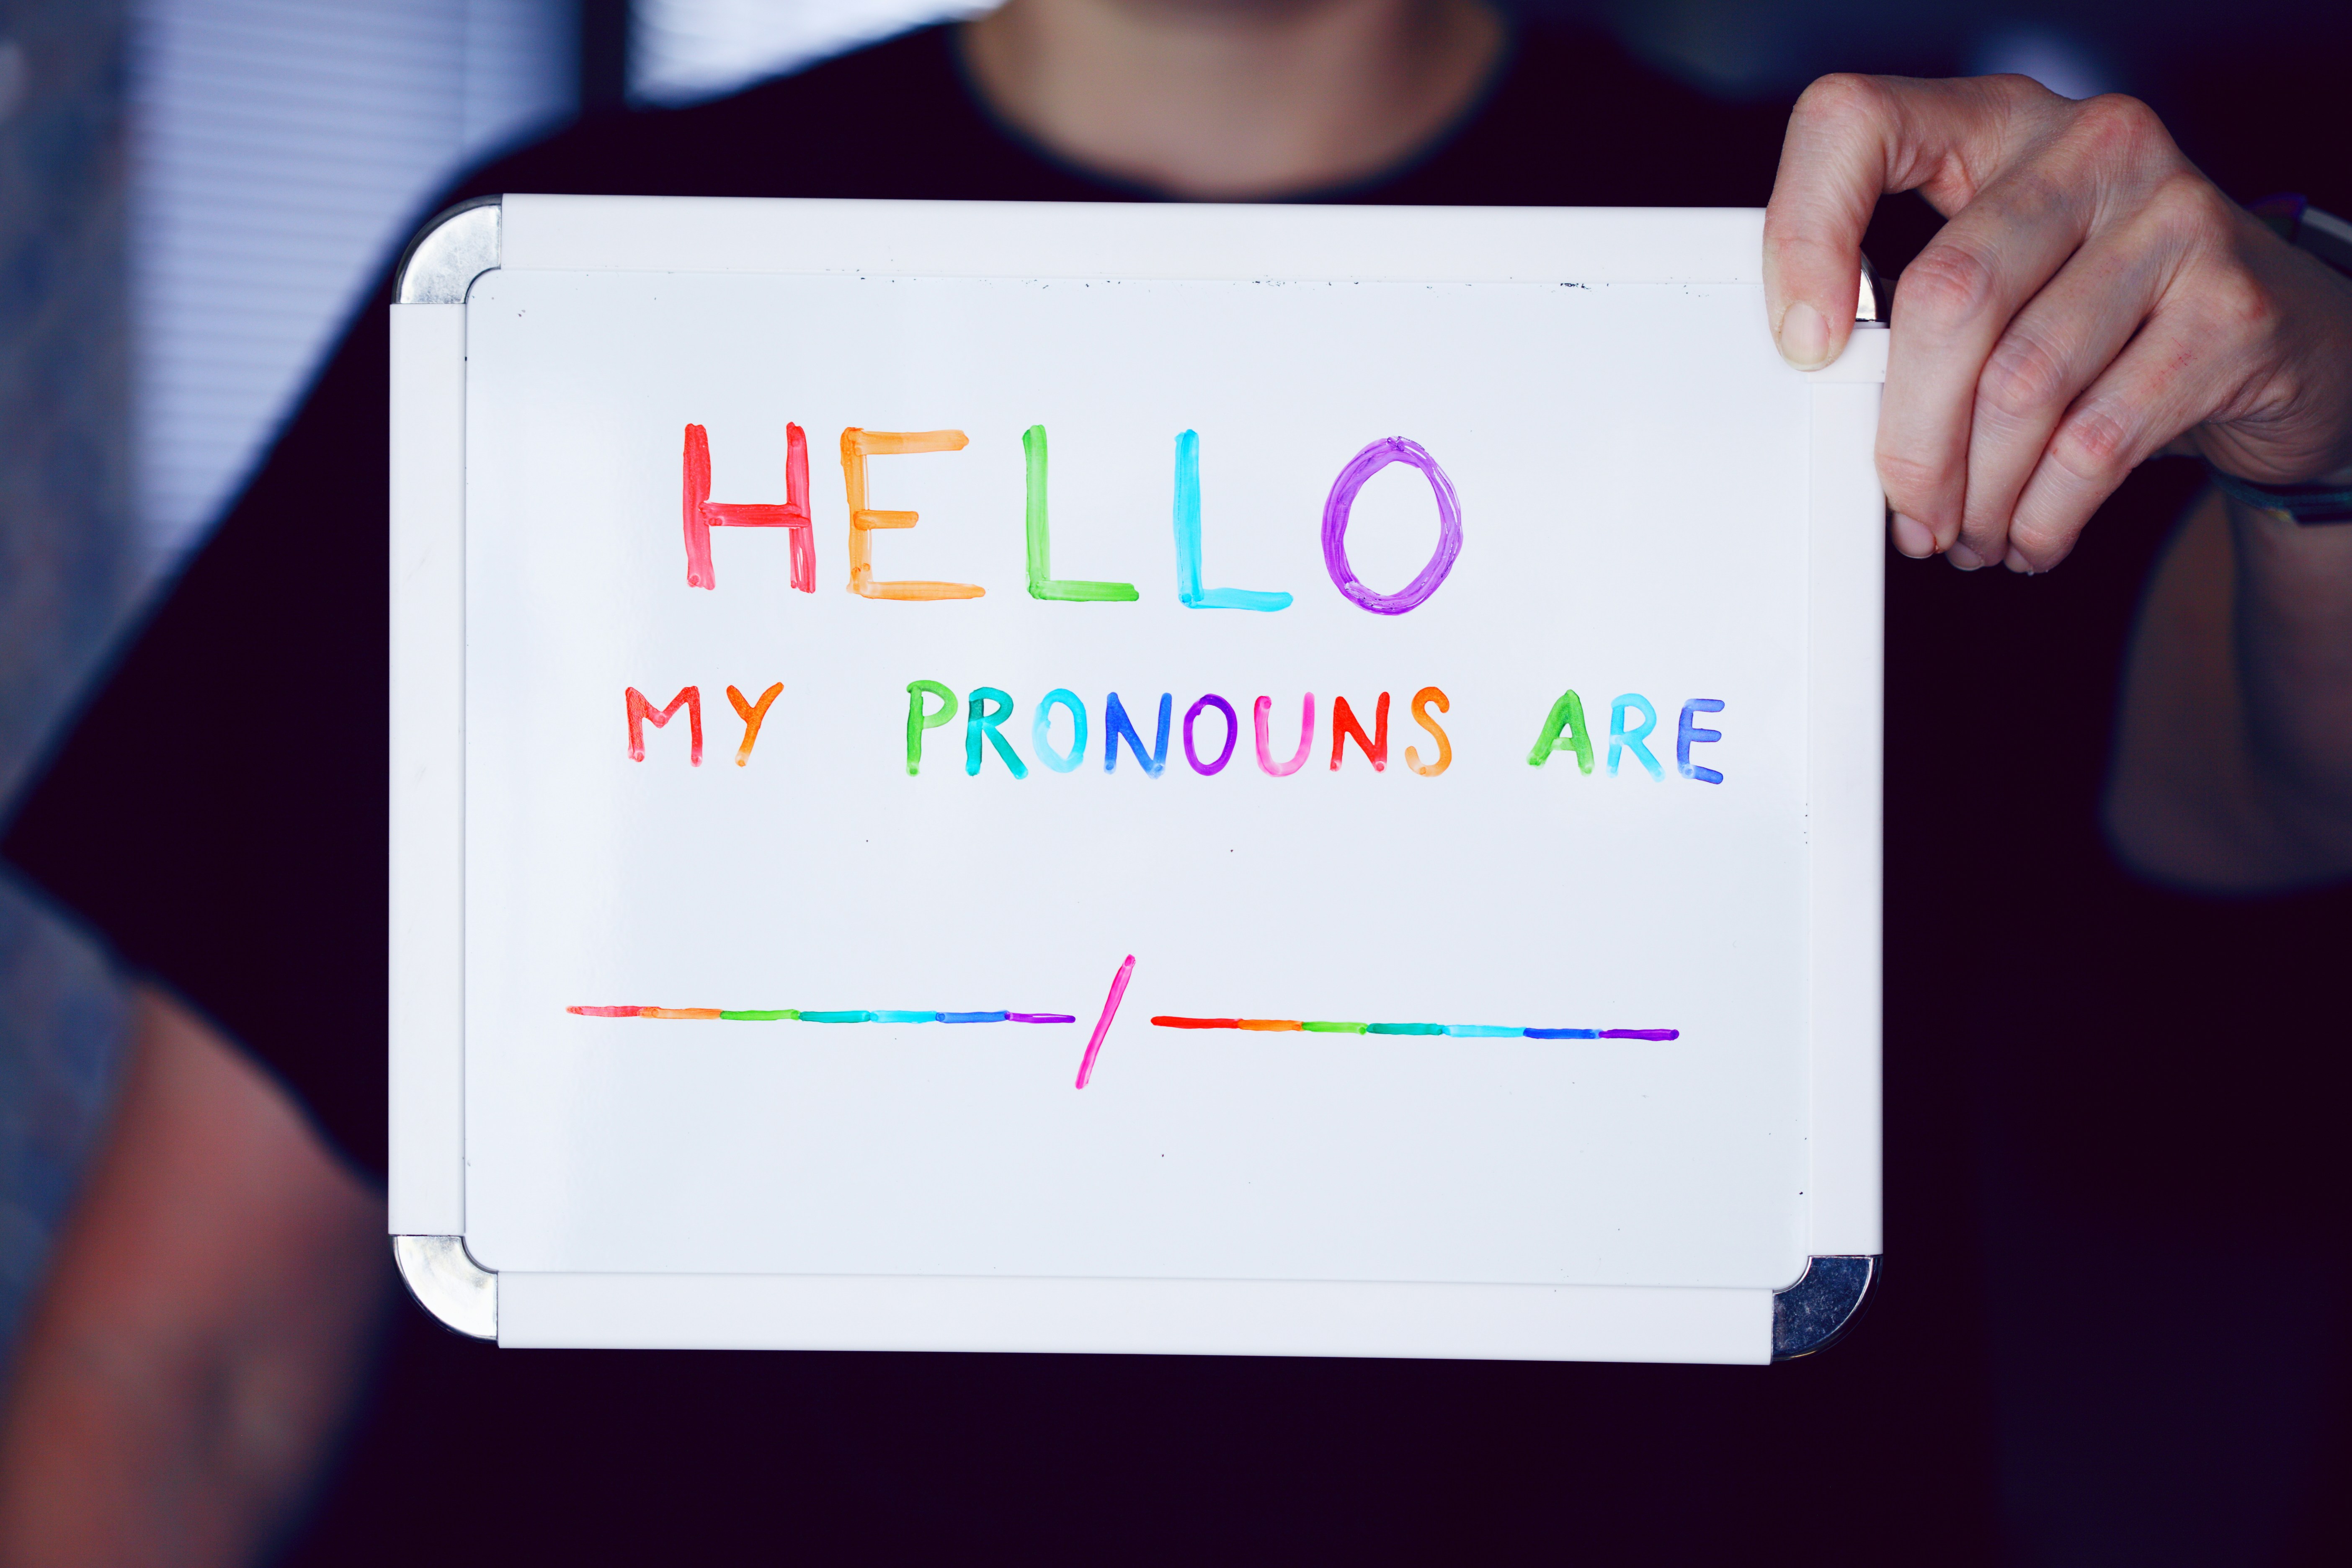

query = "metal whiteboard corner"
[[1856, 251, 1889, 324], [393, 1235, 498, 1340], [395, 195, 502, 304], [1771, 1254, 1877, 1359]]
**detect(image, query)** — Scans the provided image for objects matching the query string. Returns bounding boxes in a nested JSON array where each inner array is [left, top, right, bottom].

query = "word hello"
[[682, 422, 1460, 616]]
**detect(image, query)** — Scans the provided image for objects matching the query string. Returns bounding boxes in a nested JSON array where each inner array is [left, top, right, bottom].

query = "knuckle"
[[2200, 259, 2283, 341], [2071, 93, 2166, 160], [2145, 170, 2230, 247], [2007, 511, 2076, 563], [1792, 72, 1888, 138], [1875, 447, 1950, 513], [1978, 332, 2073, 424], [1977, 72, 2073, 141], [2004, 492, 2068, 547], [2049, 405, 2134, 485], [1897, 237, 2003, 329]]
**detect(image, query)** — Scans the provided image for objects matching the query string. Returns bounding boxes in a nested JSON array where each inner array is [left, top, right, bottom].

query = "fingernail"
[[1778, 302, 1831, 369], [1890, 513, 1935, 557], [2004, 547, 2032, 574], [1947, 541, 1986, 571]]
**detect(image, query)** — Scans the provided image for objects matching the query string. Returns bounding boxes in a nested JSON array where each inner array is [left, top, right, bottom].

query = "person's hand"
[[1762, 73, 2352, 571]]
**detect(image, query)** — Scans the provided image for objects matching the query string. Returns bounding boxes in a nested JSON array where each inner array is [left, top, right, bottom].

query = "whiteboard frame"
[[389, 195, 1885, 1364]]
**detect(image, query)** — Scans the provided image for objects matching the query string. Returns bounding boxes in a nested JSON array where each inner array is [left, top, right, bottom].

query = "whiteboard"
[[390, 196, 1885, 1364]]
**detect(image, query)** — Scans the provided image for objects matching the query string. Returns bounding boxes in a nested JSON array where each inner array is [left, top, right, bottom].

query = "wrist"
[[2249, 194, 2352, 278], [2205, 460, 2352, 524]]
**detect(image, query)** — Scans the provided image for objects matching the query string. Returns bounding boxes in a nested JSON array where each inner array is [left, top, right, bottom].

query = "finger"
[[1762, 76, 1891, 371], [1762, 74, 2047, 374], [1888, 95, 2196, 560], [1879, 153, 2116, 560], [2003, 299, 2239, 571], [1947, 211, 2177, 568]]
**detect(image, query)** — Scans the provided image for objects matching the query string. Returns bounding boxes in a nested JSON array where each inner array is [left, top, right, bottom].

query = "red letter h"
[[682, 423, 814, 591]]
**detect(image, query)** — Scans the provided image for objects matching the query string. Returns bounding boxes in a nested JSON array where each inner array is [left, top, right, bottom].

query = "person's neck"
[[959, 0, 1509, 200]]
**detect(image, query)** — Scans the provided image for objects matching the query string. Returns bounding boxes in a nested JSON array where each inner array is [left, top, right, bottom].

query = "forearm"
[[0, 988, 389, 1568], [2229, 485, 2352, 873], [0, 1302, 274, 1565], [2107, 478, 2352, 892]]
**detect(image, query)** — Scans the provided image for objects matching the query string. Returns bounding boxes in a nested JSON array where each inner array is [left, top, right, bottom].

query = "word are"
[[681, 422, 1460, 616], [903, 684, 1453, 779], [1527, 691, 1726, 783]]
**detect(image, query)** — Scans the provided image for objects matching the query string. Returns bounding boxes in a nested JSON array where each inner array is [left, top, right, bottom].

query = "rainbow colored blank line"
[[1150, 1017, 1679, 1040], [567, 1007, 1078, 1024]]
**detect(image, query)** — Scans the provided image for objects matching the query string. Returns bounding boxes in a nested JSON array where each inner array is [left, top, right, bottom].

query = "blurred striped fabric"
[[127, 0, 981, 568], [128, 0, 573, 563], [632, 0, 980, 106]]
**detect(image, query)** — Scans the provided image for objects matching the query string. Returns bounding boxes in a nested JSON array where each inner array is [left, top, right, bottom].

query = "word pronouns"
[[680, 422, 1459, 616], [904, 685, 1453, 779]]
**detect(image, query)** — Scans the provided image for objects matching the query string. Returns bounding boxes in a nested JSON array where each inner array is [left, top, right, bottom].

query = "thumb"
[[1763, 75, 2027, 368], [1763, 75, 1905, 369]]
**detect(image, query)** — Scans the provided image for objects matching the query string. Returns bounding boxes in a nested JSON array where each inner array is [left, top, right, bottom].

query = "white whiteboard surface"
[[390, 198, 1884, 1364]]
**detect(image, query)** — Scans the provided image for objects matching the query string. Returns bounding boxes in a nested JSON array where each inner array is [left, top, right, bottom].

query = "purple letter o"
[[1319, 437, 1463, 616], [1184, 694, 1238, 776]]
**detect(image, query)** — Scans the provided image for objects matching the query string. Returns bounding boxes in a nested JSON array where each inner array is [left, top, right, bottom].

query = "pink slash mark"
[[1075, 955, 1135, 1090]]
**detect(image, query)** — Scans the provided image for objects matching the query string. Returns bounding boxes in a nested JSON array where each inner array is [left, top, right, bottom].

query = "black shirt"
[[7, 21, 2344, 1562]]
